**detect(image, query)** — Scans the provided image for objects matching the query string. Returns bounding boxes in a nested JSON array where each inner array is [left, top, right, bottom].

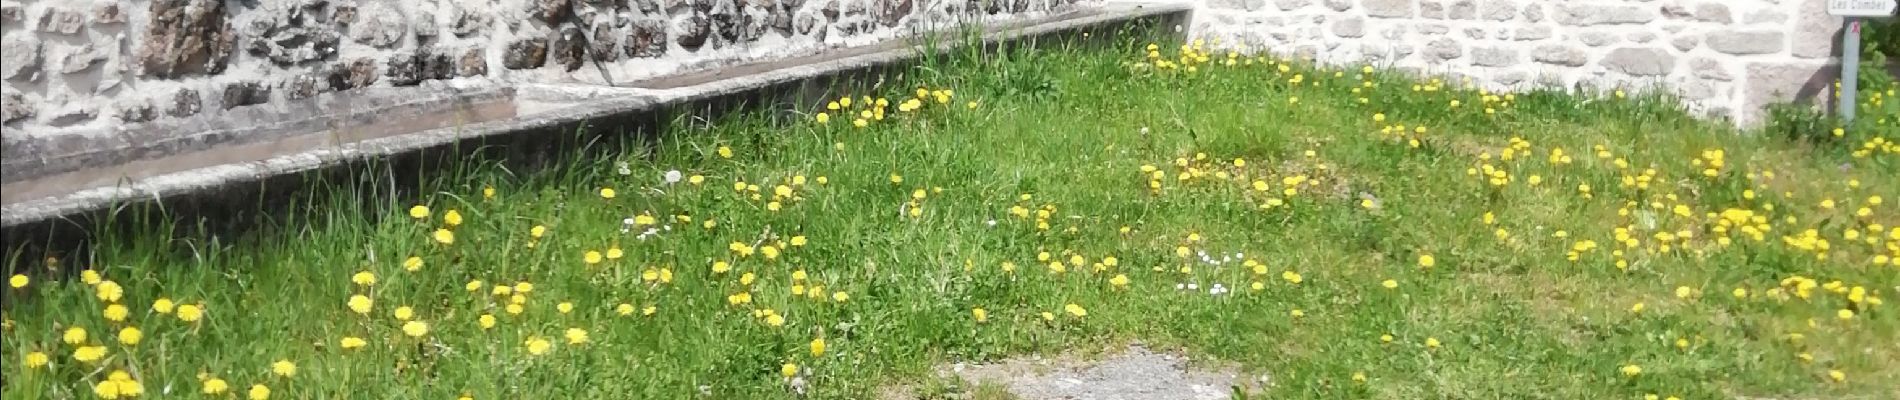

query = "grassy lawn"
[[6, 28, 1900, 399]]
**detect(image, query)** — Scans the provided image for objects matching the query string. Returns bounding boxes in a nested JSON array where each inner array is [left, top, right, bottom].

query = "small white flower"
[[663, 170, 683, 184], [616, 162, 633, 176], [985, 219, 997, 227], [1187, 283, 1200, 290], [1175, 283, 1186, 290]]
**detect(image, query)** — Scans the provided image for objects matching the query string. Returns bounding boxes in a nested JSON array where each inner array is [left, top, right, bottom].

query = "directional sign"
[[1830, 0, 1897, 17]]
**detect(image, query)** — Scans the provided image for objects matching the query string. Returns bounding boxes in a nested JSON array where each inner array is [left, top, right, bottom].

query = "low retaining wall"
[[1187, 0, 1872, 125]]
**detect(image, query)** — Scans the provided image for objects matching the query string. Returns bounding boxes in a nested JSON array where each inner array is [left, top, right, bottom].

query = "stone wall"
[[1190, 0, 1860, 125], [0, 0, 1083, 133]]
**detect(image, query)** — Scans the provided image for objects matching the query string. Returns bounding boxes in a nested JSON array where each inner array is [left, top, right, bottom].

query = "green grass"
[[6, 29, 1900, 400]]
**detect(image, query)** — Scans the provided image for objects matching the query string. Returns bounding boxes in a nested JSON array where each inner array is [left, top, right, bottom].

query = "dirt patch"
[[886, 344, 1257, 400]]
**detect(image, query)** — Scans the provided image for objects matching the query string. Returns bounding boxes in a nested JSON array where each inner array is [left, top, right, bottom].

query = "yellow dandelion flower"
[[584, 251, 603, 265], [94, 379, 122, 399], [64, 327, 89, 345], [272, 360, 296, 377], [1064, 303, 1088, 317], [717, 146, 733, 158], [525, 337, 552, 355], [81, 270, 102, 285], [781, 363, 799, 378], [443, 210, 463, 226], [1382, 279, 1398, 289], [340, 336, 367, 350], [117, 327, 141, 346], [432, 229, 455, 245], [1621, 364, 1642, 377], [402, 321, 429, 337], [810, 337, 827, 357], [7, 274, 25, 288], [409, 205, 430, 219], [1425, 337, 1441, 349], [599, 187, 616, 199], [249, 384, 271, 400], [95, 280, 124, 303], [347, 295, 373, 314], [177, 304, 203, 322], [74, 346, 107, 363], [202, 378, 228, 395], [24, 351, 49, 369], [565, 328, 589, 344], [1417, 255, 1435, 268], [972, 308, 989, 323], [832, 291, 850, 302], [394, 306, 414, 320]]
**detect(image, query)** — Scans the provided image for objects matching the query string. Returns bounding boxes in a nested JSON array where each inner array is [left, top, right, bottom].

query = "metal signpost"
[[1829, 0, 1898, 123]]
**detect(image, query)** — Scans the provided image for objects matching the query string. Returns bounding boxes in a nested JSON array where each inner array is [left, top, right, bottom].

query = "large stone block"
[[1704, 30, 1784, 55], [552, 27, 588, 71], [1426, 37, 1462, 61], [1276, 0, 1312, 11], [1480, 0, 1516, 21], [1689, 58, 1730, 81], [35, 7, 86, 34], [1791, 0, 1839, 59], [1448, 0, 1475, 19], [1470, 46, 1518, 67], [168, 89, 201, 117], [1579, 31, 1620, 47], [1, 90, 32, 124], [1332, 17, 1364, 38], [351, 2, 408, 48], [1599, 47, 1676, 76], [1364, 0, 1411, 18], [1, 36, 40, 81], [503, 38, 550, 69], [626, 18, 668, 57], [1530, 44, 1586, 66], [221, 81, 271, 110], [1552, 4, 1654, 26], [139, 0, 237, 78], [1742, 61, 1837, 124], [1511, 26, 1550, 41]]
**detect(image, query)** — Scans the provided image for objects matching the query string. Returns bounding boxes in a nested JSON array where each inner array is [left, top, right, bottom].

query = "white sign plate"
[[1830, 0, 1897, 17]]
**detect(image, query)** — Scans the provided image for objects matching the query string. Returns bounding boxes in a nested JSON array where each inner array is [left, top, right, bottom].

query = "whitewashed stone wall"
[[1188, 0, 1858, 125]]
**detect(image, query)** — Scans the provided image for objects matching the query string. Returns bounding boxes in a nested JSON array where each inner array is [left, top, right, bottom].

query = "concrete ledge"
[[0, 2, 1189, 236]]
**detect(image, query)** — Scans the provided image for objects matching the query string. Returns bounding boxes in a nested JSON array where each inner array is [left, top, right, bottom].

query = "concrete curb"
[[0, 3, 1189, 234]]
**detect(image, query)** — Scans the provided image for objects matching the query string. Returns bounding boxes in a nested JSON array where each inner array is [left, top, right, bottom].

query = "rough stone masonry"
[[0, 0, 1083, 133], [1186, 0, 1871, 125]]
